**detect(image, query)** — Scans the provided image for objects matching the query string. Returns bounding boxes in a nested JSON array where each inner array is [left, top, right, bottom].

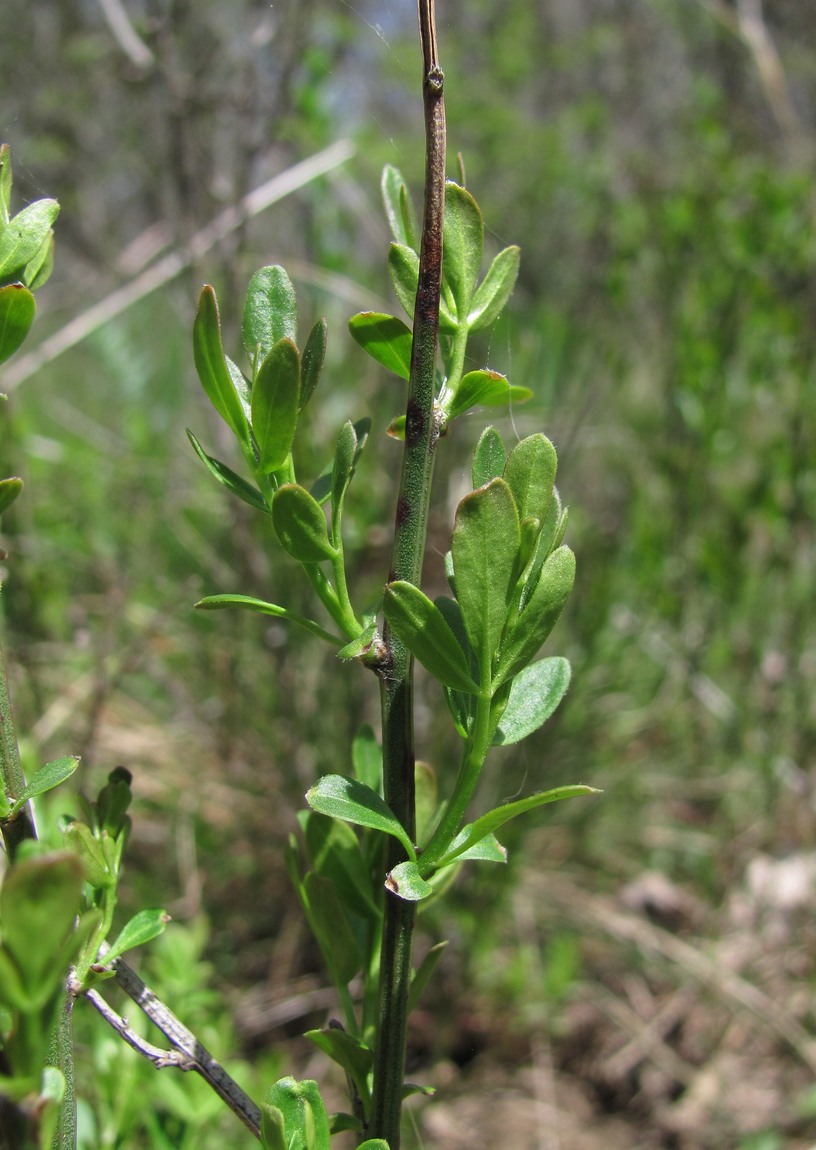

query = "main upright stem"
[[368, 2, 446, 1146]]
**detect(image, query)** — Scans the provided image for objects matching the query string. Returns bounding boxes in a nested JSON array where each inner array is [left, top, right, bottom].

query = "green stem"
[[368, 3, 445, 1146], [0, 632, 35, 856], [419, 691, 493, 873]]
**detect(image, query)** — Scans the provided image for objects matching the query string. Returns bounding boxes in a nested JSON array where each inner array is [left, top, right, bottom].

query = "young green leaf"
[[262, 1078, 330, 1150], [451, 479, 520, 675], [63, 822, 112, 889], [7, 756, 80, 817], [195, 594, 342, 644], [336, 622, 379, 660], [300, 811, 380, 919], [331, 420, 358, 527], [352, 724, 382, 794], [0, 198, 60, 282], [452, 832, 507, 863], [0, 283, 35, 365], [251, 337, 300, 473], [193, 286, 250, 447], [493, 657, 571, 745], [385, 860, 434, 902], [300, 317, 327, 409], [444, 369, 532, 422], [504, 434, 557, 526], [0, 144, 11, 226], [272, 483, 336, 563], [348, 312, 412, 380], [0, 853, 85, 996], [387, 243, 420, 320], [434, 786, 599, 869], [302, 872, 361, 987], [495, 545, 576, 687], [306, 775, 415, 860], [242, 265, 297, 363], [305, 1027, 374, 1114], [382, 164, 418, 248], [442, 182, 483, 320], [186, 429, 270, 513], [472, 426, 507, 489], [467, 245, 520, 331], [0, 477, 23, 520], [383, 581, 480, 694], [103, 908, 170, 964]]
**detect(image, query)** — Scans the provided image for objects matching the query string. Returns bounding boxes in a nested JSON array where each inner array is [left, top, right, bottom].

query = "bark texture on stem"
[[369, 2, 446, 1146]]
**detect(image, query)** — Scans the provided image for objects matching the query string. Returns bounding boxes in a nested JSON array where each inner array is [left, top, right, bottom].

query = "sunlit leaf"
[[0, 283, 35, 364], [348, 312, 412, 380], [0, 198, 59, 282], [495, 545, 576, 687], [382, 164, 418, 248], [186, 429, 269, 512], [272, 483, 336, 563], [8, 756, 80, 817], [504, 434, 557, 526], [306, 775, 414, 860], [387, 243, 420, 320], [251, 337, 300, 473], [471, 426, 506, 489], [243, 265, 297, 364], [493, 657, 571, 745], [445, 369, 532, 422], [0, 475, 23, 516], [193, 286, 250, 446], [384, 581, 480, 694], [442, 182, 483, 320], [300, 317, 327, 409], [467, 245, 520, 331], [104, 908, 170, 964], [195, 593, 342, 645], [385, 860, 434, 901]]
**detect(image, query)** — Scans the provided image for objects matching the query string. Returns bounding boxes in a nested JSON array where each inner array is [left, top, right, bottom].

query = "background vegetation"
[[2, 1, 815, 1147]]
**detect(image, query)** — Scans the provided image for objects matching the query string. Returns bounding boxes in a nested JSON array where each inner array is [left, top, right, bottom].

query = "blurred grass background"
[[2, 1, 816, 1147]]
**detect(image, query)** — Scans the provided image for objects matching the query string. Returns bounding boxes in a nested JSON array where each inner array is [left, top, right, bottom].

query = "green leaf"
[[243, 266, 297, 364], [382, 164, 418, 248], [407, 940, 448, 1015], [306, 775, 414, 860], [331, 420, 358, 530], [471, 426, 507, 489], [272, 483, 336, 563], [0, 198, 59, 282], [300, 317, 327, 409], [435, 786, 600, 869], [493, 657, 571, 745], [304, 1027, 373, 1112], [467, 245, 520, 331], [63, 822, 112, 889], [445, 369, 532, 422], [262, 1077, 330, 1150], [193, 286, 250, 446], [348, 312, 412, 381], [387, 243, 420, 321], [451, 479, 520, 675], [336, 622, 378, 660], [495, 545, 576, 687], [302, 872, 361, 986], [103, 908, 170, 964], [0, 475, 23, 517], [351, 725, 381, 793], [186, 429, 269, 513], [300, 811, 380, 919], [415, 760, 438, 846], [8, 756, 79, 817], [22, 231, 54, 291], [252, 338, 301, 473], [0, 144, 11, 226], [504, 434, 557, 526], [194, 593, 342, 645], [442, 183, 483, 321], [386, 414, 406, 440], [385, 860, 434, 902], [357, 1140, 391, 1149], [383, 581, 480, 694], [0, 853, 85, 996], [95, 766, 133, 838], [454, 832, 507, 863], [0, 283, 35, 365]]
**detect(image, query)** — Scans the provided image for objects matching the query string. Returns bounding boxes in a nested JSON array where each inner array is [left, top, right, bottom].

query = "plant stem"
[[0, 637, 35, 857], [368, 2, 445, 1146]]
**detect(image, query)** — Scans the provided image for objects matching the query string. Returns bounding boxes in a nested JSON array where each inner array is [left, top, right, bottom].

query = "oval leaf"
[[451, 478, 520, 676], [0, 476, 23, 517], [306, 774, 414, 860], [442, 183, 483, 321], [472, 426, 507, 489], [385, 860, 434, 902], [104, 908, 170, 964], [0, 198, 60, 281], [348, 312, 412, 380], [242, 265, 297, 363], [504, 434, 557, 526], [0, 283, 35, 365], [252, 338, 301, 473], [387, 243, 420, 320], [272, 483, 336, 563], [9, 756, 80, 815], [381, 164, 418, 248], [300, 317, 327, 409], [384, 581, 479, 694], [467, 245, 520, 331], [495, 545, 576, 687], [493, 657, 571, 745], [446, 369, 532, 422]]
